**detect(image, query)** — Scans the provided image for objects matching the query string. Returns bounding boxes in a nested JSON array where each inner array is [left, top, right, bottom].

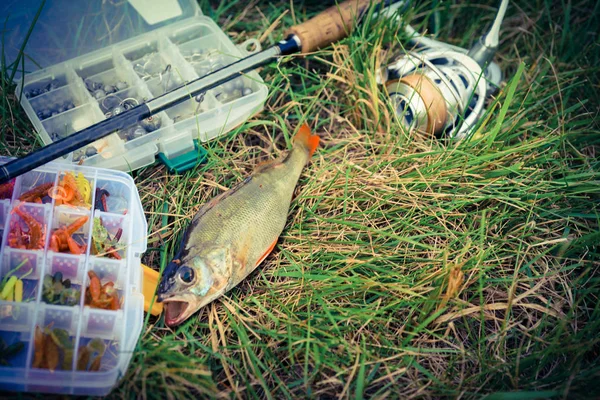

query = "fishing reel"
[[378, 0, 509, 139]]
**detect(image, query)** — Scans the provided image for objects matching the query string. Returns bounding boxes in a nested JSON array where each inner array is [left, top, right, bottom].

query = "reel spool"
[[379, 0, 509, 140], [383, 49, 492, 139]]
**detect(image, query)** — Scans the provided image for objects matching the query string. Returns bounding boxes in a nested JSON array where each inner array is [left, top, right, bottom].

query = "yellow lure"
[[75, 172, 92, 206], [0, 276, 17, 300], [14, 279, 23, 302]]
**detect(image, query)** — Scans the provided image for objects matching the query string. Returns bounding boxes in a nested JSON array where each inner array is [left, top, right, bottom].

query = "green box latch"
[[157, 140, 208, 174]]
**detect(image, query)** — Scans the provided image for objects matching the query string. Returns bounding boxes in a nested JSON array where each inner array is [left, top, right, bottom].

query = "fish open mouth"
[[164, 300, 189, 326]]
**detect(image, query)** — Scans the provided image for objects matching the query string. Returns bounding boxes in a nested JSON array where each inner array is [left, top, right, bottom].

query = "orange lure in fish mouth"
[[156, 123, 320, 327]]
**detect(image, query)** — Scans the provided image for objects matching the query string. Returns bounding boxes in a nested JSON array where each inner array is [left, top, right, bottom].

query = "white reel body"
[[380, 48, 498, 139], [378, 0, 509, 139]]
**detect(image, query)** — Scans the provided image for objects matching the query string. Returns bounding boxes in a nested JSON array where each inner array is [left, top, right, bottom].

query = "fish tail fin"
[[293, 124, 319, 158]]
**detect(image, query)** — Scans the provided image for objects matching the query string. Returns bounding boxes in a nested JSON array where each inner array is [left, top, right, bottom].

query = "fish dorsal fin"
[[254, 157, 283, 173]]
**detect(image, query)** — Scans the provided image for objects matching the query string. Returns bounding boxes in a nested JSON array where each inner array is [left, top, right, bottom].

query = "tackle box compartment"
[[5, 0, 268, 173], [0, 157, 147, 395]]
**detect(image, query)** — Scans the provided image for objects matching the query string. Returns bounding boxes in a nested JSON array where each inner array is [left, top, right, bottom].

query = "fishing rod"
[[0, 0, 408, 184]]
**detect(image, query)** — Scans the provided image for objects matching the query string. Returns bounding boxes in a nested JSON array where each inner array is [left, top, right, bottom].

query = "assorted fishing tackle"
[[24, 79, 60, 99], [41, 272, 81, 307], [32, 323, 107, 372], [85, 270, 121, 310], [378, 0, 509, 139], [84, 78, 129, 100], [0, 337, 25, 367], [91, 217, 124, 260]]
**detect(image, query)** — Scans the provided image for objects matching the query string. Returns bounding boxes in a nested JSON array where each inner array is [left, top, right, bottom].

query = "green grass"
[[1, 0, 600, 398]]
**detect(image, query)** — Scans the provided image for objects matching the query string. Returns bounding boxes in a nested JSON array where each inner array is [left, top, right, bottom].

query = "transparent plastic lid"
[[1, 0, 201, 78]]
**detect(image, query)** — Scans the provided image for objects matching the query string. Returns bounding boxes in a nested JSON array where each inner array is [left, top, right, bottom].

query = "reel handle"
[[286, 0, 373, 53]]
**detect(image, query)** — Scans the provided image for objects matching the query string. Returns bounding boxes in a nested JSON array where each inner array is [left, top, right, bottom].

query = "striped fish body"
[[157, 124, 319, 326]]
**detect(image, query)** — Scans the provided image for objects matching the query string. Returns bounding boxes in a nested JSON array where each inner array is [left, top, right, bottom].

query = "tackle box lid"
[[1, 0, 202, 79]]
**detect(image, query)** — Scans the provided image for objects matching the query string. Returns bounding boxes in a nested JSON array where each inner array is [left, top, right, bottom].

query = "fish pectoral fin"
[[233, 241, 251, 272], [256, 239, 278, 267], [211, 275, 229, 292]]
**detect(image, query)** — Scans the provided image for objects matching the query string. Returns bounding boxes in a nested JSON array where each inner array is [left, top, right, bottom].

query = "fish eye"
[[178, 266, 194, 283]]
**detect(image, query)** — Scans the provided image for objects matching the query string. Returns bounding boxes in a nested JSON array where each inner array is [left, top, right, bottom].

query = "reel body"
[[379, 0, 508, 139], [380, 49, 500, 139]]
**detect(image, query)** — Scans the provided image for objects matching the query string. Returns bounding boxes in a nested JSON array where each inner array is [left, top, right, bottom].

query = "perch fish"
[[157, 124, 319, 326]]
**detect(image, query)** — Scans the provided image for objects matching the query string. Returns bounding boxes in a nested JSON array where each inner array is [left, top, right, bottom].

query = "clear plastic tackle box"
[[4, 0, 268, 173], [0, 157, 147, 395]]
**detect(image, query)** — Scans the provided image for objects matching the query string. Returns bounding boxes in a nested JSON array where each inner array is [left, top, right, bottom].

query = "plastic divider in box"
[[94, 174, 132, 215], [175, 39, 258, 106], [1, 202, 52, 303], [76, 330, 122, 373], [75, 83, 174, 164], [5, 201, 53, 252], [0, 200, 9, 243], [125, 42, 171, 81], [77, 50, 143, 103], [163, 92, 220, 125], [1, 248, 45, 303], [143, 46, 193, 97], [126, 39, 185, 81], [21, 67, 97, 143], [75, 54, 116, 80], [23, 305, 82, 395], [84, 70, 131, 101], [97, 85, 150, 116], [42, 253, 85, 307], [53, 169, 96, 211]]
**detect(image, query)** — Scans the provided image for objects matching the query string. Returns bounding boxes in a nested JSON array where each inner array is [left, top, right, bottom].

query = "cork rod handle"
[[286, 0, 374, 53]]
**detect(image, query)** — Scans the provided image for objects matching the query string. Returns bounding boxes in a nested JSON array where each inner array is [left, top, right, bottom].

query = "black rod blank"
[[0, 39, 299, 184]]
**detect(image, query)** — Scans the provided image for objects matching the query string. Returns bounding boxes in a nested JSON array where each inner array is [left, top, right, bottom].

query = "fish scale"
[[157, 124, 319, 326], [187, 146, 308, 274]]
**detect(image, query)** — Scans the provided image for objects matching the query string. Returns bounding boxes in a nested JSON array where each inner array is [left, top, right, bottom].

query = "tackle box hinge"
[[157, 140, 208, 173]]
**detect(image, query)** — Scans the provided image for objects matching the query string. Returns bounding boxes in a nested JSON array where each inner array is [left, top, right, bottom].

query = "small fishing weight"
[[119, 124, 148, 141], [25, 79, 60, 99], [140, 116, 162, 132], [213, 76, 252, 104], [84, 78, 128, 99], [101, 95, 162, 140], [36, 100, 75, 120]]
